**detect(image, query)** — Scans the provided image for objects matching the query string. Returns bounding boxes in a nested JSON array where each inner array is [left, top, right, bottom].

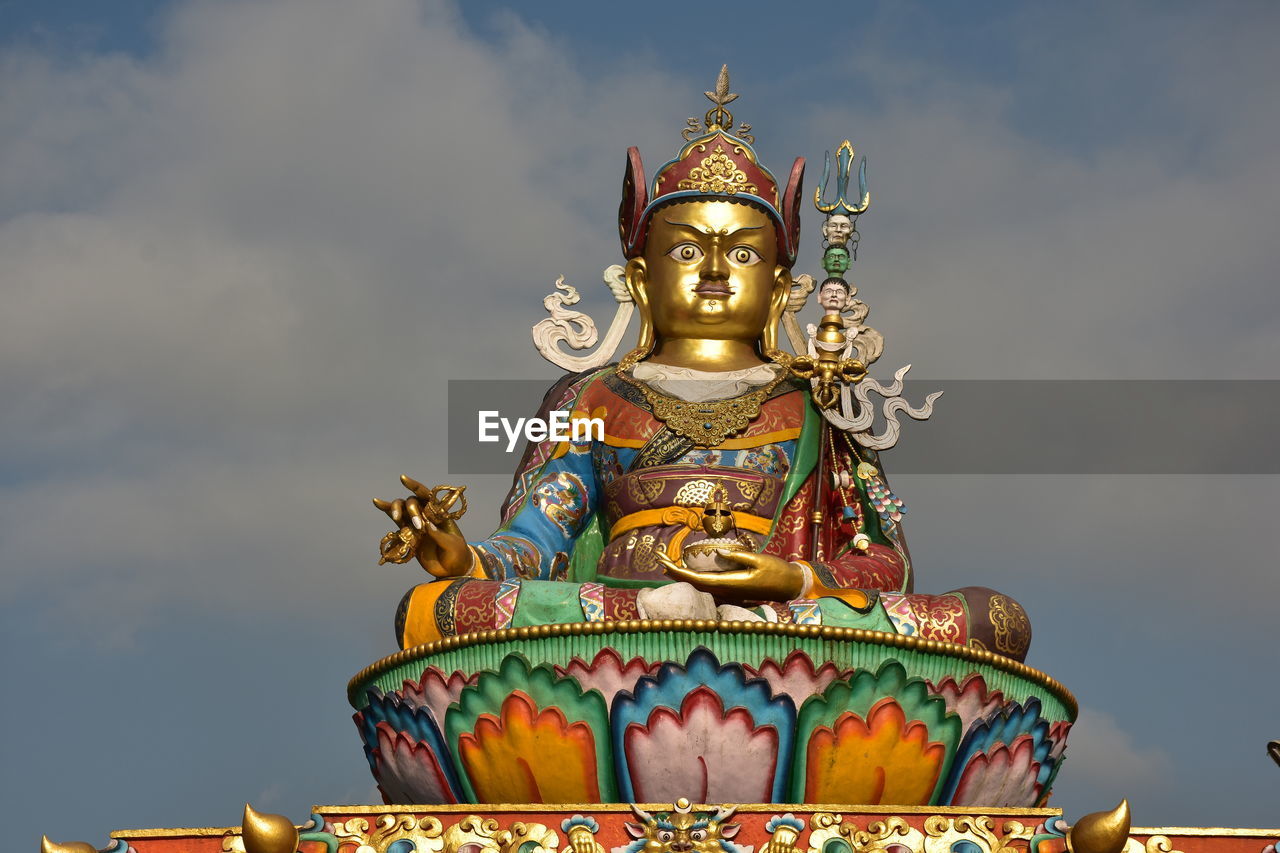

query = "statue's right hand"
[[373, 475, 474, 578]]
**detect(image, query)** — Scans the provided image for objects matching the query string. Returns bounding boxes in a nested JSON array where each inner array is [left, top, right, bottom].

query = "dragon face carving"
[[616, 800, 750, 853]]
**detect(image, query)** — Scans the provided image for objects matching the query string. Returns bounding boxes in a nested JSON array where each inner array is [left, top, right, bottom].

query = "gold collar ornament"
[[618, 360, 792, 447]]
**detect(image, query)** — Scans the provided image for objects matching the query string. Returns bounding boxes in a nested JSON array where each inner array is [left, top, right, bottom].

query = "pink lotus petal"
[[951, 734, 1042, 807], [745, 651, 848, 707], [930, 674, 1006, 732], [623, 687, 779, 803], [371, 721, 458, 805]]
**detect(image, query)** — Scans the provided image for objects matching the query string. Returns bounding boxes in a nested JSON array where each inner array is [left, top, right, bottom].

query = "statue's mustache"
[[694, 282, 733, 296]]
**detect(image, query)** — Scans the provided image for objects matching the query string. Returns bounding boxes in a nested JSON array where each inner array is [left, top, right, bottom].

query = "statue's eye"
[[728, 246, 762, 266], [668, 243, 704, 262], [690, 831, 707, 842], [658, 831, 675, 843]]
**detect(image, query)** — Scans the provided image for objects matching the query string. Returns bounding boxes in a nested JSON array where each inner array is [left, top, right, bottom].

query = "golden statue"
[[372, 68, 1031, 662]]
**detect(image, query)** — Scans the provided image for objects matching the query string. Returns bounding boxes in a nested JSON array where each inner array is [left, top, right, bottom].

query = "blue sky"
[[3, 0, 1279, 846]]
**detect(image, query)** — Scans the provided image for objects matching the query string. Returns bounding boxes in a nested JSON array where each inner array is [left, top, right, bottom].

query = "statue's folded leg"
[[761, 586, 1031, 662], [395, 579, 642, 649], [853, 586, 1033, 662], [395, 580, 1032, 662]]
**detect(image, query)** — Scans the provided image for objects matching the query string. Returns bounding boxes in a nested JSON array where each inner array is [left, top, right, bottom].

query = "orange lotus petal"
[[458, 691, 600, 802], [804, 698, 946, 805]]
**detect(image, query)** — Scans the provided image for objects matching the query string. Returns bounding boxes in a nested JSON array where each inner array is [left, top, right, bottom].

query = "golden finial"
[[41, 837, 97, 853], [241, 803, 299, 853], [704, 64, 738, 131], [1067, 800, 1131, 853]]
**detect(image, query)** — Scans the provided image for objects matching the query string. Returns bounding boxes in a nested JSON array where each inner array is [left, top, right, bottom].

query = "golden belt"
[[609, 506, 774, 560]]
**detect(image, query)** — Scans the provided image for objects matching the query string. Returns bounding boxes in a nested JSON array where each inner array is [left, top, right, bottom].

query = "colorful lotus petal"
[[623, 685, 781, 802], [938, 696, 1058, 804], [457, 691, 602, 802], [445, 653, 615, 802], [745, 651, 850, 707], [1035, 720, 1073, 806], [400, 666, 475, 724], [354, 688, 462, 803], [791, 659, 961, 803], [611, 648, 795, 802], [368, 721, 461, 804], [929, 674, 1007, 733], [802, 697, 948, 804], [554, 648, 659, 711], [950, 733, 1044, 806]]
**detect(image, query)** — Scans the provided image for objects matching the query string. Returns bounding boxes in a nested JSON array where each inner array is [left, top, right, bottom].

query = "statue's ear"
[[625, 258, 654, 354], [619, 147, 648, 258], [625, 257, 648, 306], [771, 267, 792, 317], [779, 156, 805, 264], [761, 266, 791, 355]]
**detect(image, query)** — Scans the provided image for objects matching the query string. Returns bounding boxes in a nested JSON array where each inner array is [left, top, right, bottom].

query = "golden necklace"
[[616, 353, 792, 447]]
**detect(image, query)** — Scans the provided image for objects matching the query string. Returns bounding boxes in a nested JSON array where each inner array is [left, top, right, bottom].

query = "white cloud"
[[1051, 706, 1174, 812], [0, 0, 676, 632]]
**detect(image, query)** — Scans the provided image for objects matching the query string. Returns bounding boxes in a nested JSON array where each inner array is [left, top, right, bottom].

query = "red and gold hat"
[[619, 67, 805, 265]]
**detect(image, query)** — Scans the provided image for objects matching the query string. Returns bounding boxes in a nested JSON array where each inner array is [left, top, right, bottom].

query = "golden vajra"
[[787, 311, 867, 409], [378, 484, 468, 565]]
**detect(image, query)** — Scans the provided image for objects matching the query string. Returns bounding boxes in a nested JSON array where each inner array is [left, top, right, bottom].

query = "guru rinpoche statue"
[[373, 69, 1032, 664]]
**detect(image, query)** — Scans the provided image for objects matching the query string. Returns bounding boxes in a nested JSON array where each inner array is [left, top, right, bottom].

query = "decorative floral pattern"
[[988, 594, 1032, 660], [475, 535, 542, 580], [235, 808, 1186, 853], [677, 144, 759, 195]]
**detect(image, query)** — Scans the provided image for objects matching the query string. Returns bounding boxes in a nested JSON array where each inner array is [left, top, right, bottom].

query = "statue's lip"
[[694, 282, 733, 296]]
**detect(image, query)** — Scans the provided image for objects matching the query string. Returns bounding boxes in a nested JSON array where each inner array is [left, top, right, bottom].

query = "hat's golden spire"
[[703, 64, 738, 130]]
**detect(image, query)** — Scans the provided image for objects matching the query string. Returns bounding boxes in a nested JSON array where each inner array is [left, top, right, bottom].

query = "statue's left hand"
[[656, 549, 805, 603]]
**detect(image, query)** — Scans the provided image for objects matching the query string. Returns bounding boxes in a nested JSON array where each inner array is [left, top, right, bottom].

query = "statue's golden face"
[[629, 200, 788, 346]]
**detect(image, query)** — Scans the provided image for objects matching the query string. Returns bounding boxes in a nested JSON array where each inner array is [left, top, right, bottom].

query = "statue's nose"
[[699, 248, 729, 281], [670, 843, 693, 852]]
